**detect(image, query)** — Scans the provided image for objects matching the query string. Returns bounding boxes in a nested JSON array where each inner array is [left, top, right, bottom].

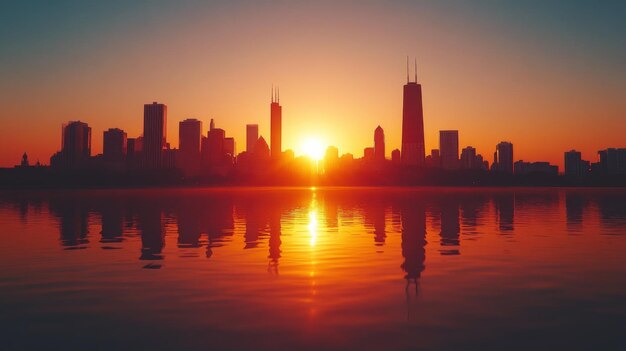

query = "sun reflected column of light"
[[307, 188, 319, 319]]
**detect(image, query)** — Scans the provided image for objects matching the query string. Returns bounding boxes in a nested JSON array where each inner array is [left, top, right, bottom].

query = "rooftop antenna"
[[406, 56, 409, 83], [414, 58, 417, 82], [271, 84, 274, 103], [277, 86, 280, 104]]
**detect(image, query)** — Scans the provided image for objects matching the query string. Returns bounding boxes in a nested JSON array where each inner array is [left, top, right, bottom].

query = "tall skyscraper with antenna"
[[401, 58, 425, 166], [270, 86, 282, 160]]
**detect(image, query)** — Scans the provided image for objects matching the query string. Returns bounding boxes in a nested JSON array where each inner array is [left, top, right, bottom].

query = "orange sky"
[[1, 1, 624, 168]]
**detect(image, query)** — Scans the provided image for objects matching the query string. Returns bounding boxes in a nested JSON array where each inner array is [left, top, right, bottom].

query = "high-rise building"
[[493, 142, 514, 174], [143, 102, 167, 168], [246, 124, 259, 154], [374, 126, 385, 161], [254, 136, 270, 160], [597, 148, 626, 175], [460, 146, 476, 170], [103, 128, 127, 162], [439, 130, 459, 170], [564, 150, 583, 177], [401, 59, 425, 166], [178, 118, 202, 173], [270, 87, 282, 160], [61, 121, 91, 167], [206, 119, 225, 164], [179, 119, 202, 157]]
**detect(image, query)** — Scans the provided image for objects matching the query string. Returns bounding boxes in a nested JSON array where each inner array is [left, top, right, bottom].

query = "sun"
[[301, 138, 325, 161]]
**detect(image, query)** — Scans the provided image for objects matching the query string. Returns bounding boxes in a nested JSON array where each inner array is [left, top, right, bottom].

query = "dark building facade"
[[493, 141, 514, 174], [401, 62, 425, 166], [143, 102, 167, 168], [374, 126, 385, 161], [598, 148, 626, 175], [54, 121, 91, 168], [270, 88, 282, 161], [564, 150, 587, 178], [103, 128, 127, 162], [246, 124, 259, 154], [178, 118, 202, 174], [439, 130, 459, 170]]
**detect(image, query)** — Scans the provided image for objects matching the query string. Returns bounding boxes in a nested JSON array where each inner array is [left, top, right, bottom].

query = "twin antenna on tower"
[[271, 85, 280, 103], [407, 56, 418, 83]]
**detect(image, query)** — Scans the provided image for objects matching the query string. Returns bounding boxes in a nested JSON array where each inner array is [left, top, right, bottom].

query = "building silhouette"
[[270, 87, 282, 161], [401, 59, 425, 166], [254, 136, 270, 160], [597, 148, 626, 175], [103, 128, 127, 162], [425, 149, 440, 168], [20, 153, 29, 167], [374, 126, 385, 161], [143, 102, 167, 169], [460, 146, 476, 169], [391, 149, 401, 163], [179, 119, 202, 158], [363, 147, 375, 161], [52, 121, 92, 168], [205, 119, 226, 165], [493, 141, 513, 174], [439, 130, 459, 170], [246, 124, 259, 154], [178, 118, 202, 174]]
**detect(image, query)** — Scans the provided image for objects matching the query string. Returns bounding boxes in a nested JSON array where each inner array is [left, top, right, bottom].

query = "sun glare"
[[301, 138, 325, 161]]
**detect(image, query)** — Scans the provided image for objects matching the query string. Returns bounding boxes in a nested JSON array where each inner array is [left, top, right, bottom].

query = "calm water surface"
[[0, 187, 625, 350]]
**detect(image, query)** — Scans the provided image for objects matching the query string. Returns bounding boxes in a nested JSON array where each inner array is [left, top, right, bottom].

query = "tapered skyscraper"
[[270, 86, 282, 160], [401, 58, 425, 166]]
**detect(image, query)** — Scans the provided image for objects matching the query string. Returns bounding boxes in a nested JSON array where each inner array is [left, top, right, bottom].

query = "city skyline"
[[9, 70, 626, 180], [1, 1, 625, 169]]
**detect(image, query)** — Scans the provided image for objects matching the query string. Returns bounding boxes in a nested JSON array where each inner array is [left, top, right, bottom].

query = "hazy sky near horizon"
[[1, 0, 625, 168]]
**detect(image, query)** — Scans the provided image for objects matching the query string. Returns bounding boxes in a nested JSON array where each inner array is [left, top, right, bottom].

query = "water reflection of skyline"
[[3, 188, 626, 266], [1, 188, 625, 351]]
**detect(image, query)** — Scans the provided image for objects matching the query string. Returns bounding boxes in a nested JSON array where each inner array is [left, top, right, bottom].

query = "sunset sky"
[[0, 0, 624, 168]]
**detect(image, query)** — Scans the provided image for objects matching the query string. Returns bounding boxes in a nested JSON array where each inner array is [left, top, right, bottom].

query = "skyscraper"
[[564, 150, 583, 177], [374, 126, 385, 161], [61, 121, 91, 167], [179, 119, 202, 156], [179, 118, 202, 173], [103, 128, 127, 162], [493, 141, 514, 174], [439, 130, 459, 170], [206, 119, 225, 164], [254, 136, 270, 160], [246, 124, 259, 154], [271, 87, 282, 160], [143, 102, 167, 168], [460, 146, 477, 169], [597, 148, 626, 175], [401, 58, 425, 166]]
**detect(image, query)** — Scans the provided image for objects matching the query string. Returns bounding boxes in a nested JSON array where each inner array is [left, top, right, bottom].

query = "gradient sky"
[[1, 0, 625, 168]]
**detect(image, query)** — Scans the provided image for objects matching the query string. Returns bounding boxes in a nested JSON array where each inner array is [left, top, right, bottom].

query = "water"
[[0, 187, 625, 350]]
